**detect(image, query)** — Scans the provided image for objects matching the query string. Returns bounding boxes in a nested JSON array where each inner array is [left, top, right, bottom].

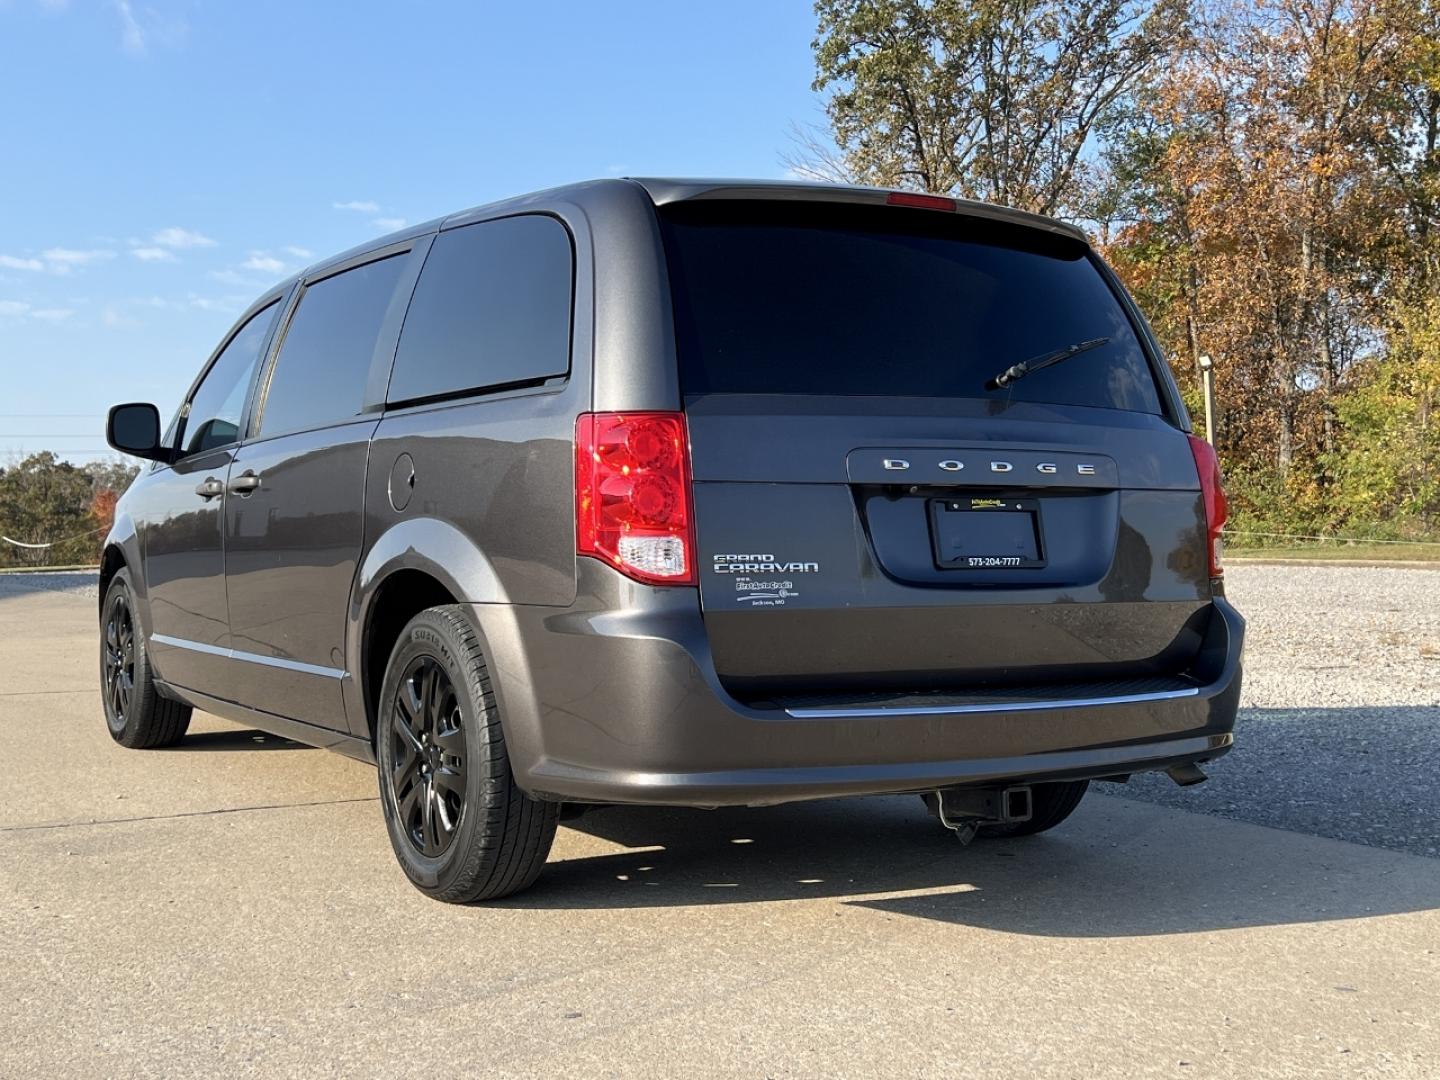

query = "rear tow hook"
[[927, 785, 1034, 845]]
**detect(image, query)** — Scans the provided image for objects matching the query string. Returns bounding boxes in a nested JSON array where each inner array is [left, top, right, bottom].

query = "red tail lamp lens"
[[576, 412, 695, 585], [1187, 434, 1229, 578]]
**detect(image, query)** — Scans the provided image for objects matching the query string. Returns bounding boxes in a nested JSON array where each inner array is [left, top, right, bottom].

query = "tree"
[[1326, 295, 1440, 526], [0, 454, 139, 568], [0, 453, 98, 567], [87, 459, 142, 500], [1096, 0, 1423, 521], [798, 0, 1440, 541], [802, 0, 1188, 215]]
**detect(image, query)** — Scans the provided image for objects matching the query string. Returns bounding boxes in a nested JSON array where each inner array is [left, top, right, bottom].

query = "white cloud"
[[42, 247, 116, 272], [115, 0, 144, 54], [111, 0, 187, 57], [208, 268, 265, 286], [187, 293, 247, 313], [241, 252, 286, 274], [333, 200, 380, 213], [131, 247, 176, 262], [150, 226, 215, 249], [0, 300, 77, 323], [372, 217, 407, 231], [2, 248, 118, 274], [101, 305, 141, 328], [284, 246, 313, 258]]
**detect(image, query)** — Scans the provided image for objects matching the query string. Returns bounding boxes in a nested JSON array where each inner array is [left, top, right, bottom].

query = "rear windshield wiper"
[[985, 337, 1111, 391]]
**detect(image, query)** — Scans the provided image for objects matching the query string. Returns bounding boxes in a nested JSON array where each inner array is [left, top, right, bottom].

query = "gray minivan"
[[101, 179, 1243, 902]]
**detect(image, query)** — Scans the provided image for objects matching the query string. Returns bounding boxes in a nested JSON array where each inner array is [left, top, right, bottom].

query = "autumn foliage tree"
[[0, 453, 139, 568], [802, 0, 1188, 214], [804, 0, 1440, 539]]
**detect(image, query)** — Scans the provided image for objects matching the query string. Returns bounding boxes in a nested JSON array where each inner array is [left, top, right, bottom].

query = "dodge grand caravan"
[[101, 178, 1243, 902]]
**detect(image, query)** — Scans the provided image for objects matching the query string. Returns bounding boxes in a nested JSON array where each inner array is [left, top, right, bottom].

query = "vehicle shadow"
[[496, 793, 1440, 935], [164, 728, 306, 751]]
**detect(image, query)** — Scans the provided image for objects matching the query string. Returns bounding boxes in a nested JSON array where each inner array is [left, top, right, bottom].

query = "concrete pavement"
[[2, 576, 1437, 1078]]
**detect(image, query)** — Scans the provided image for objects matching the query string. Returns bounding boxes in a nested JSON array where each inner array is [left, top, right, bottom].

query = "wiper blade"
[[985, 337, 1111, 391]]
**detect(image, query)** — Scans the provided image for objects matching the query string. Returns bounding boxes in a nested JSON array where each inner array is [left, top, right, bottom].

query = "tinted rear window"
[[660, 203, 1162, 413], [388, 214, 572, 405]]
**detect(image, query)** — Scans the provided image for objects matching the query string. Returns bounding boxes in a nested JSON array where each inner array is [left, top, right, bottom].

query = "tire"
[[100, 568, 192, 749], [376, 606, 558, 903], [978, 780, 1090, 838]]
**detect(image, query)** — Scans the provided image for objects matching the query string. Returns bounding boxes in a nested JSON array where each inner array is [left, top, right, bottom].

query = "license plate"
[[930, 498, 1045, 569]]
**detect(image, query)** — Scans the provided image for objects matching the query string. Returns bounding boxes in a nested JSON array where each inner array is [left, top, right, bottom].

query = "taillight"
[[1187, 434, 1228, 578], [575, 411, 696, 586]]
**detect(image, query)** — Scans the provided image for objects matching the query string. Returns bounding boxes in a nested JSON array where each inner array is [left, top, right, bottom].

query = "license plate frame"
[[929, 497, 1046, 570]]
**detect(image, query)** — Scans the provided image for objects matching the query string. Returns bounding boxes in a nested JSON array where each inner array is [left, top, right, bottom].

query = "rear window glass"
[[659, 203, 1162, 414], [388, 214, 572, 405]]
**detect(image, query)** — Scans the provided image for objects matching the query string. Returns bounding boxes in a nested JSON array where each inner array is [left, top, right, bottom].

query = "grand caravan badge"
[[712, 554, 820, 574]]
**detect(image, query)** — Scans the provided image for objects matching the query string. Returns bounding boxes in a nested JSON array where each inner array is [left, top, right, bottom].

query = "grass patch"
[[1227, 542, 1440, 563]]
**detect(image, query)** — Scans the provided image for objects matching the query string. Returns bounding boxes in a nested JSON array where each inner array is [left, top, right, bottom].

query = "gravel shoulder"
[[0, 570, 99, 601], [1109, 563, 1440, 857]]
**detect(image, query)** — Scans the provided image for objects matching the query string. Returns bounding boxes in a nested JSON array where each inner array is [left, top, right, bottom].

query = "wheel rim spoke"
[[433, 785, 458, 835], [394, 771, 420, 823], [420, 780, 438, 853], [423, 664, 439, 733], [432, 766, 464, 801], [391, 739, 420, 791], [393, 709, 424, 757], [432, 710, 464, 753]]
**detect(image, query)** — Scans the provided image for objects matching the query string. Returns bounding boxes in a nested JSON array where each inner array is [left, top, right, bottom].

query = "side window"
[[256, 254, 407, 438], [179, 301, 280, 457], [388, 215, 572, 404]]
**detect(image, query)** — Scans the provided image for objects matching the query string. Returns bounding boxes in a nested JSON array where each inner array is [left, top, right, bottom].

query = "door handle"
[[229, 470, 262, 496], [194, 477, 225, 500]]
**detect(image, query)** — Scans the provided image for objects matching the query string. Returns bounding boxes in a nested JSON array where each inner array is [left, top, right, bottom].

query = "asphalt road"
[[2, 566, 1437, 1078]]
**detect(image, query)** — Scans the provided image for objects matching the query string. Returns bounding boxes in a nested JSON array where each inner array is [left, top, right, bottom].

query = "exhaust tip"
[[1167, 763, 1208, 787]]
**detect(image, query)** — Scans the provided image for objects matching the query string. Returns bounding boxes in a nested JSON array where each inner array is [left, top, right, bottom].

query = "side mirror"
[[106, 403, 167, 461]]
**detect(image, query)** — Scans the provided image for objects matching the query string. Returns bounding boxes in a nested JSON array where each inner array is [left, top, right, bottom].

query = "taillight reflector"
[[576, 412, 696, 586], [886, 191, 957, 212], [1187, 434, 1229, 578]]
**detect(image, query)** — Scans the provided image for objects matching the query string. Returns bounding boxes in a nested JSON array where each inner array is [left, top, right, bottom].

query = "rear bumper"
[[474, 563, 1244, 808]]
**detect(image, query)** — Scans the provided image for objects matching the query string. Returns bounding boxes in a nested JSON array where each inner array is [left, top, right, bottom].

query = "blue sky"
[[0, 0, 824, 462]]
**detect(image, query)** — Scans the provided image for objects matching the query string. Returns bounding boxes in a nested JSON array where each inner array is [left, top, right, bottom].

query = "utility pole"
[[1198, 354, 1216, 444]]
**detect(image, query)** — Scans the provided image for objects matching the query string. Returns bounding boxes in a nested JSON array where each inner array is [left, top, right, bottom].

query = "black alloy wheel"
[[98, 567, 191, 748], [102, 590, 137, 733], [375, 606, 557, 902], [388, 655, 468, 857]]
